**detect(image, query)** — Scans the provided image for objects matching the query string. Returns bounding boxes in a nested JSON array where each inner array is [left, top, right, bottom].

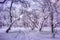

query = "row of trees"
[[0, 0, 60, 38]]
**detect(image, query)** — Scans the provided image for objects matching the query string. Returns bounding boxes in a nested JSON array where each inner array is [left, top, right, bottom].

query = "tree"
[[39, 0, 59, 38], [33, 0, 59, 38], [6, 0, 30, 33], [6, 0, 14, 33], [0, 0, 6, 3], [0, 0, 59, 38]]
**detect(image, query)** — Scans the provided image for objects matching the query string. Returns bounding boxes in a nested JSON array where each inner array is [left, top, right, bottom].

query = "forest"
[[0, 0, 60, 40]]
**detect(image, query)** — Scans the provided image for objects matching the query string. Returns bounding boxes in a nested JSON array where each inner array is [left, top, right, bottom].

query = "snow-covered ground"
[[0, 27, 60, 40]]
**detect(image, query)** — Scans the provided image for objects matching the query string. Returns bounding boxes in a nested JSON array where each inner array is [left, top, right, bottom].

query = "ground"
[[0, 27, 60, 40]]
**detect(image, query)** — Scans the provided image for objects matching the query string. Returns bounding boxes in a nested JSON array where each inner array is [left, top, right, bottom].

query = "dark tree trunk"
[[50, 12, 54, 33], [6, 0, 13, 33], [50, 12, 55, 38]]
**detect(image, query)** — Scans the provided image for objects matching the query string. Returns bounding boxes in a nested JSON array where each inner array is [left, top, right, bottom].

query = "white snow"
[[0, 27, 60, 40]]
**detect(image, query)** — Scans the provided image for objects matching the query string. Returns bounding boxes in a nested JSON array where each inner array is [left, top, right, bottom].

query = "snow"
[[0, 27, 60, 40], [0, 0, 60, 40]]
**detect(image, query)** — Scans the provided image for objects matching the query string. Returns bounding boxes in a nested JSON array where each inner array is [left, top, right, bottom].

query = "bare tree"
[[33, 0, 59, 38], [0, 0, 6, 3], [6, 0, 30, 33], [3, 0, 59, 38], [6, 0, 14, 33], [40, 0, 59, 38]]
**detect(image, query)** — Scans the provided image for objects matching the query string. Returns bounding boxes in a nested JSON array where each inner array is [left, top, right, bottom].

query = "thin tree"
[[6, 0, 14, 33], [6, 0, 30, 33]]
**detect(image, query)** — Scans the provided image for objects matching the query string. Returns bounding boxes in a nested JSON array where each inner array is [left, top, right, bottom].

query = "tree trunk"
[[6, 0, 13, 33], [50, 12, 55, 38]]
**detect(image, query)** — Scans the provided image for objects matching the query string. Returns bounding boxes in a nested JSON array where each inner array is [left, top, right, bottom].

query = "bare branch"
[[0, 0, 6, 4]]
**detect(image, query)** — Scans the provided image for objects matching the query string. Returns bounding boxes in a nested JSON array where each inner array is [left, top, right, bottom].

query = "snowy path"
[[0, 27, 60, 40]]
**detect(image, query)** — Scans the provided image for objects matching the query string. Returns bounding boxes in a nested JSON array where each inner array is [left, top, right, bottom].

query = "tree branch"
[[0, 0, 6, 4]]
